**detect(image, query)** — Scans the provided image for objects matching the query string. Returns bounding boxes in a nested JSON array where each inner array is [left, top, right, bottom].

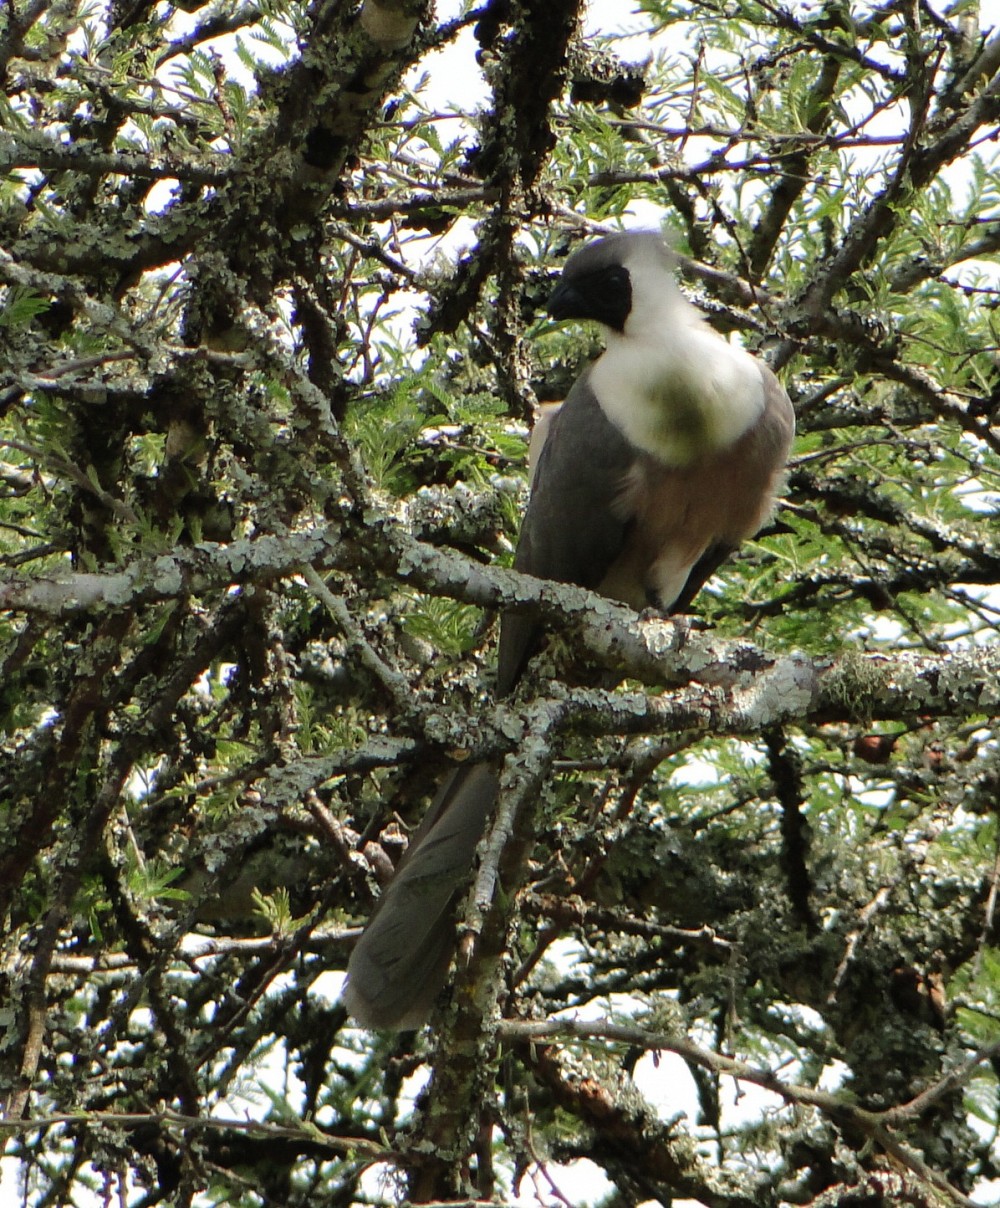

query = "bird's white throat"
[[590, 262, 765, 466]]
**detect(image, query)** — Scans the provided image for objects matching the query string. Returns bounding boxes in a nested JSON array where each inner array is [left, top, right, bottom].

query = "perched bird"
[[343, 230, 795, 1030]]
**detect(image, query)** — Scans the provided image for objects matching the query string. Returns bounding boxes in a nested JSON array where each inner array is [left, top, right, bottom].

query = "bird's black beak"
[[546, 265, 631, 332], [547, 278, 587, 321]]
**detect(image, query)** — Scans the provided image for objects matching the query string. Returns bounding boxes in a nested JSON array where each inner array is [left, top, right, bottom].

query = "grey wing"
[[496, 370, 637, 697]]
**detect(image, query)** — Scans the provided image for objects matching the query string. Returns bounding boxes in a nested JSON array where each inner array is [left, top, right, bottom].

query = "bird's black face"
[[547, 262, 632, 332]]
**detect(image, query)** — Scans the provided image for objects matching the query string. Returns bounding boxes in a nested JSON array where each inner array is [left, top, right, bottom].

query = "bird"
[[343, 230, 795, 1030]]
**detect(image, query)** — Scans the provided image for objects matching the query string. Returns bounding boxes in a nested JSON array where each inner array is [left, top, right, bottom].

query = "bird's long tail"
[[343, 762, 500, 1030]]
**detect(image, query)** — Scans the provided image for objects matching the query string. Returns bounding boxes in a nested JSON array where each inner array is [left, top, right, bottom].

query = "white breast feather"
[[589, 256, 765, 466]]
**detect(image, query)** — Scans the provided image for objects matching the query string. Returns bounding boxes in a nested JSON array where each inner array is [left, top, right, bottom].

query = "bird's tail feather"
[[343, 762, 500, 1030]]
